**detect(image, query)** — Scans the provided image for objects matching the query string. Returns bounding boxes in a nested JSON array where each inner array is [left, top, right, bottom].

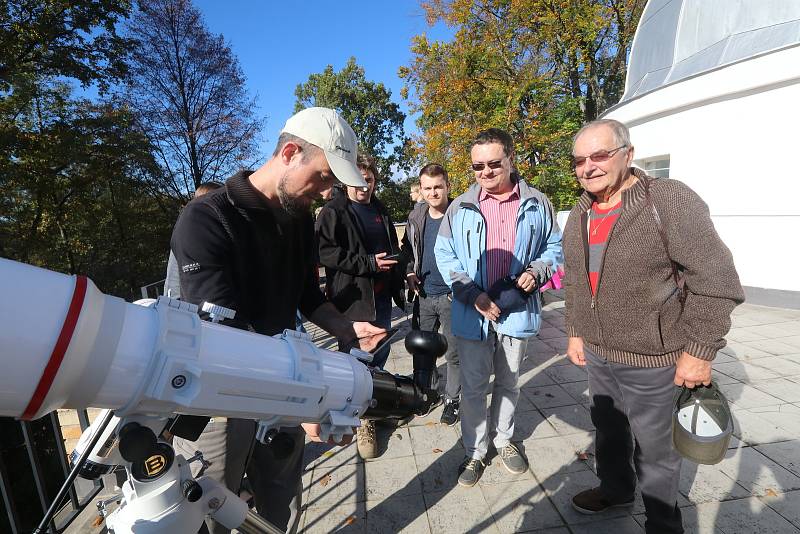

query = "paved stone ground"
[[66, 296, 800, 533], [298, 296, 800, 534]]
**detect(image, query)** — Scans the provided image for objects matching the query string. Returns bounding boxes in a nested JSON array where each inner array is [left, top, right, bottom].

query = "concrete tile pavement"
[[65, 298, 800, 533], [299, 298, 800, 533]]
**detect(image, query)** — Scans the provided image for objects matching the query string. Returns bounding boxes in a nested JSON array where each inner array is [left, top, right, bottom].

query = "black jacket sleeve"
[[400, 223, 415, 276], [316, 205, 378, 275], [170, 201, 248, 330]]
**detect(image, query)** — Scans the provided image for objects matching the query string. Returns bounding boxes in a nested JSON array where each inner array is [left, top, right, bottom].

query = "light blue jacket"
[[434, 177, 563, 340]]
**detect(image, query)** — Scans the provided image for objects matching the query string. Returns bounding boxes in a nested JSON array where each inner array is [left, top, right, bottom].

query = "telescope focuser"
[[364, 330, 447, 420]]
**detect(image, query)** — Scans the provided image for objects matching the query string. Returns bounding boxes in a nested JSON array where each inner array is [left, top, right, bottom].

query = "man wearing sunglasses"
[[561, 119, 743, 533], [435, 128, 563, 487]]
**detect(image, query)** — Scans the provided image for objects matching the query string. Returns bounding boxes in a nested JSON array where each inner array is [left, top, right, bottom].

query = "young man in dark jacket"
[[315, 154, 405, 458], [401, 163, 460, 426]]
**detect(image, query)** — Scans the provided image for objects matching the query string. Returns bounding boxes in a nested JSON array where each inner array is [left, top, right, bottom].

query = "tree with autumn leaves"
[[400, 0, 645, 208]]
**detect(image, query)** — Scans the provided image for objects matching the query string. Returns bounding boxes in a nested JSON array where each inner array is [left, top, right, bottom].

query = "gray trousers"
[[586, 347, 683, 534], [457, 327, 529, 460], [418, 293, 460, 400], [173, 418, 304, 534]]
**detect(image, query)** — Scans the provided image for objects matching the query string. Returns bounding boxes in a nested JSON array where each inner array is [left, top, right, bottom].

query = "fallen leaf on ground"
[[765, 488, 778, 497], [344, 516, 357, 525], [432, 448, 443, 453], [425, 421, 436, 426], [319, 474, 332, 487]]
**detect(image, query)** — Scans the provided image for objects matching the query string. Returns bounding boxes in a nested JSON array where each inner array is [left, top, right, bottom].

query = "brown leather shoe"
[[572, 487, 634, 514]]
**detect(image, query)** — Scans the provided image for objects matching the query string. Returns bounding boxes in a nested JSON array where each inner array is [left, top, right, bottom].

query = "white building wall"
[[605, 45, 800, 293]]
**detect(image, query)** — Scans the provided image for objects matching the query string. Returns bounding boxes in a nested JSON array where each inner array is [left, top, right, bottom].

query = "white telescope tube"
[[0, 258, 372, 438]]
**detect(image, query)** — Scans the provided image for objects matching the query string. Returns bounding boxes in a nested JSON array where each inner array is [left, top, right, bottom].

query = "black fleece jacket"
[[171, 171, 326, 335]]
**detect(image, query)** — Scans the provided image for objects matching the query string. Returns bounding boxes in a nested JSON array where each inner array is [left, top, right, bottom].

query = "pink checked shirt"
[[479, 183, 520, 290]]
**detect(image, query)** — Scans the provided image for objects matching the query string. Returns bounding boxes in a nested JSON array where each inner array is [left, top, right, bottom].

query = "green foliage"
[[0, 91, 179, 297], [0, 0, 132, 93], [294, 57, 410, 187], [377, 178, 415, 224], [0, 0, 181, 298], [0, 0, 134, 194], [401, 0, 645, 208]]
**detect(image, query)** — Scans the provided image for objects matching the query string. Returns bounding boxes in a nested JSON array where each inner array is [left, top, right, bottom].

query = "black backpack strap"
[[644, 177, 686, 305]]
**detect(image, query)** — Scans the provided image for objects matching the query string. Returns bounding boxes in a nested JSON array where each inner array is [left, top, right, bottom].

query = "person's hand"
[[674, 351, 712, 388], [334, 321, 386, 353], [566, 336, 586, 366], [375, 252, 398, 272], [474, 292, 501, 322], [301, 423, 353, 446], [516, 271, 537, 293], [352, 322, 387, 352], [406, 273, 421, 294]]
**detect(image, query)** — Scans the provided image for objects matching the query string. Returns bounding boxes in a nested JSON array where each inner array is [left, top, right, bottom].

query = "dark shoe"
[[440, 399, 460, 426], [458, 457, 485, 487], [572, 487, 634, 515], [420, 395, 443, 417], [498, 443, 527, 474]]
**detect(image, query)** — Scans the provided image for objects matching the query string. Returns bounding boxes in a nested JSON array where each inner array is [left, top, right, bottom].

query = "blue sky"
[[194, 0, 454, 152]]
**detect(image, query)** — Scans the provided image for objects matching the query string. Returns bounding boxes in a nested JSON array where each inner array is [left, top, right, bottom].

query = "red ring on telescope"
[[21, 275, 88, 420]]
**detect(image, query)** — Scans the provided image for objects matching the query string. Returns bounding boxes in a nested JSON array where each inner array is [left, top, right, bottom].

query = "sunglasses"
[[471, 159, 504, 172], [572, 145, 627, 168]]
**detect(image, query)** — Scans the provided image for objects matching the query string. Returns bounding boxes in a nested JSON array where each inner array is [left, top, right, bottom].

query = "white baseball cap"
[[280, 107, 367, 188]]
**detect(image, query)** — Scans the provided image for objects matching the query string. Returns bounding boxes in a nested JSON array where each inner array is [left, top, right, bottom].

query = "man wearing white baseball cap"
[[280, 106, 367, 189], [171, 107, 382, 534]]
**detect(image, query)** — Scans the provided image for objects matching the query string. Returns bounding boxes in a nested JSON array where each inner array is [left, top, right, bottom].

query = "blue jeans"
[[370, 293, 393, 369]]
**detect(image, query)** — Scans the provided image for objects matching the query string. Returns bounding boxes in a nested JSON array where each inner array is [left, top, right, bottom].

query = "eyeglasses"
[[471, 159, 504, 172], [572, 145, 627, 168]]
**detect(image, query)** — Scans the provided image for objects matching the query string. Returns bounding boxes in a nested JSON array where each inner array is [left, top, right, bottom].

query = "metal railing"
[[0, 411, 103, 533], [140, 279, 165, 300]]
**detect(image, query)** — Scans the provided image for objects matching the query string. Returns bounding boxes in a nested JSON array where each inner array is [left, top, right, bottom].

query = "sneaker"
[[440, 399, 460, 426], [356, 420, 377, 459], [457, 457, 485, 487], [571, 487, 634, 515], [498, 443, 528, 474], [420, 395, 443, 417]]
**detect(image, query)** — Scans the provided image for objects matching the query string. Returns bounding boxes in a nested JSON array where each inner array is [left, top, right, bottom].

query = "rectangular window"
[[635, 155, 670, 178]]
